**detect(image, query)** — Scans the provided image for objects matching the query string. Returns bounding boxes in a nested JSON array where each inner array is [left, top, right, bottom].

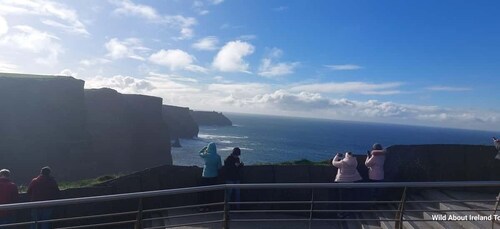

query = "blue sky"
[[0, 0, 499, 131]]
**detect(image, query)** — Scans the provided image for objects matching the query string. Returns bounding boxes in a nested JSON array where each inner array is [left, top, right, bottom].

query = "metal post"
[[492, 192, 500, 229], [308, 189, 315, 229], [135, 198, 143, 229], [223, 187, 230, 229], [395, 187, 408, 229]]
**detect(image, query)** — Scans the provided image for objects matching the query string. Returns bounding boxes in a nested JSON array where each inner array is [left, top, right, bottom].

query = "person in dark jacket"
[[27, 167, 60, 229], [224, 147, 244, 209], [0, 169, 19, 225]]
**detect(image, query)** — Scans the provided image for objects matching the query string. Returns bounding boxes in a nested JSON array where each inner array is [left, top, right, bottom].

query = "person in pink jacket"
[[365, 143, 386, 182], [332, 152, 362, 218], [365, 143, 386, 201]]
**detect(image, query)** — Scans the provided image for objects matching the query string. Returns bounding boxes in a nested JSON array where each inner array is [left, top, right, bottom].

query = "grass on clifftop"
[[18, 174, 121, 193], [258, 159, 331, 166]]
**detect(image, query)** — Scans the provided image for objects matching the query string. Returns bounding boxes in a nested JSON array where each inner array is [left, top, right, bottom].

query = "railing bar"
[[230, 209, 312, 213], [32, 210, 139, 223], [405, 209, 496, 212], [160, 220, 224, 228], [0, 221, 34, 227], [313, 200, 401, 204], [230, 201, 312, 204], [312, 209, 400, 213], [143, 210, 224, 221], [142, 202, 224, 213], [55, 219, 137, 229], [2, 181, 500, 210], [312, 218, 401, 222], [231, 218, 309, 222], [406, 199, 497, 203]]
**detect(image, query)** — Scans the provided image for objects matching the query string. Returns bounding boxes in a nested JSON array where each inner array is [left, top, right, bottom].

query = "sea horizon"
[[172, 112, 498, 167]]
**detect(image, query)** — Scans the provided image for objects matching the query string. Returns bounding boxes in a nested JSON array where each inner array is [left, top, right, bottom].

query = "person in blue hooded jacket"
[[199, 142, 222, 211]]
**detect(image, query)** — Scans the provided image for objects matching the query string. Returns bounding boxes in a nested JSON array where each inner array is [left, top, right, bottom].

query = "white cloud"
[[105, 38, 149, 61], [109, 0, 197, 40], [85, 74, 156, 93], [220, 89, 500, 129], [179, 28, 194, 40], [258, 48, 299, 77], [212, 40, 255, 73], [0, 25, 62, 66], [325, 64, 363, 71], [0, 59, 17, 72], [0, 15, 8, 36], [59, 68, 77, 77], [0, 0, 89, 35], [238, 34, 257, 40], [110, 0, 159, 20], [149, 71, 198, 83], [425, 86, 472, 92], [149, 49, 207, 73], [290, 82, 403, 95], [79, 58, 111, 67], [208, 83, 271, 97], [192, 36, 218, 51]]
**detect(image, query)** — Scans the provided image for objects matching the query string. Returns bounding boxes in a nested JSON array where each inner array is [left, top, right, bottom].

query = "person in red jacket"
[[0, 169, 19, 225], [27, 167, 60, 229]]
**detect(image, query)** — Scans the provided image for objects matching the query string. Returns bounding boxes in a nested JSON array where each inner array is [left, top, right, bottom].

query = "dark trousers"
[[199, 177, 218, 208], [31, 208, 54, 229], [369, 179, 384, 201]]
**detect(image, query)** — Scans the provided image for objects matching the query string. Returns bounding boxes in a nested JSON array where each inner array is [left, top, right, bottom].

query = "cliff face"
[[84, 89, 172, 176], [190, 110, 232, 126], [0, 73, 173, 183], [0, 74, 90, 183], [162, 105, 199, 139]]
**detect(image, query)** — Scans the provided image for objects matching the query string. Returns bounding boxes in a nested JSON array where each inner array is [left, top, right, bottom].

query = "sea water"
[[172, 113, 498, 166]]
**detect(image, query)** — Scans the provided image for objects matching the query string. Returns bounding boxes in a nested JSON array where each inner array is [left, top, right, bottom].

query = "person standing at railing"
[[0, 169, 19, 225], [365, 143, 386, 200], [332, 152, 362, 218], [27, 166, 60, 229], [199, 142, 222, 212], [493, 137, 500, 160], [224, 147, 244, 210]]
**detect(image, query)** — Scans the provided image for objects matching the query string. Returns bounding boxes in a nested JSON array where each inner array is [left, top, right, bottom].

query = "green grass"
[[257, 158, 331, 166], [18, 174, 121, 193]]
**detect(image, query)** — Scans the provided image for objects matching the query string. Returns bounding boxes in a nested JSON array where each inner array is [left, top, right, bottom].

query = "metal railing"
[[0, 181, 499, 229]]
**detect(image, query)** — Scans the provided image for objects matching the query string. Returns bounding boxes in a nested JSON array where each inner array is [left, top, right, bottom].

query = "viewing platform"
[[1, 181, 499, 229]]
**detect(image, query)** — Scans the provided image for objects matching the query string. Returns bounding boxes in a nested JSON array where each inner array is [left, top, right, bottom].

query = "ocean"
[[171, 113, 498, 166]]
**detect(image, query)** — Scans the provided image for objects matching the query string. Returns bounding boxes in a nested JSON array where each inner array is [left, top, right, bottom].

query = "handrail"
[[1, 181, 499, 211]]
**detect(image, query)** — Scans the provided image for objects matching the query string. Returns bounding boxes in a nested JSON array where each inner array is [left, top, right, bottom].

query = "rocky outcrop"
[[190, 110, 232, 126], [0, 73, 90, 183], [162, 105, 198, 139], [85, 88, 172, 176]]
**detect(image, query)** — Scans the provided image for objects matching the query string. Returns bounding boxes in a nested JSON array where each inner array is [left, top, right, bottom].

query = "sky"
[[0, 0, 499, 131]]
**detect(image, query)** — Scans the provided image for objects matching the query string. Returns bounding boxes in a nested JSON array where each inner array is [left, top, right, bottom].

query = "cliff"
[[190, 110, 232, 126], [0, 73, 173, 183], [84, 88, 172, 176], [0, 73, 90, 183], [162, 105, 199, 139]]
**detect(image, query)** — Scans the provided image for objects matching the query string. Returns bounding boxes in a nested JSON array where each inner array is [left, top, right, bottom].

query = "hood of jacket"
[[206, 142, 217, 154]]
